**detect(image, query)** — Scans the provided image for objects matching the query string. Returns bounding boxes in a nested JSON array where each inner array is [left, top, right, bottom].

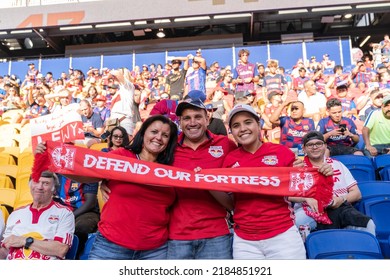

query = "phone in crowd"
[[339, 124, 346, 133]]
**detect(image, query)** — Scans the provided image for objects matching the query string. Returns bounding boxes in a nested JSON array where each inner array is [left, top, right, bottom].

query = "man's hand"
[[317, 162, 333, 177]]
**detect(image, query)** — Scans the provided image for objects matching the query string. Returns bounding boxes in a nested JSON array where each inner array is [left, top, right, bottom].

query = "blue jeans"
[[88, 231, 168, 260], [167, 234, 233, 259]]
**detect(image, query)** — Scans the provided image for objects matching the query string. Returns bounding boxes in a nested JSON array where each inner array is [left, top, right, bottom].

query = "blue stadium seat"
[[79, 232, 97, 260], [332, 155, 376, 182], [305, 229, 383, 259], [65, 235, 79, 260], [363, 199, 390, 258], [354, 181, 390, 212], [372, 154, 390, 181]]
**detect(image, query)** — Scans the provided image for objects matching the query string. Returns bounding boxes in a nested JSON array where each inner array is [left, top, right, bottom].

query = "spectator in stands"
[[232, 49, 259, 94], [35, 142, 102, 259], [165, 57, 189, 100], [1, 85, 23, 111], [311, 68, 328, 95], [101, 126, 130, 153], [93, 94, 110, 123], [292, 67, 310, 94], [27, 62, 39, 82], [277, 66, 292, 91], [379, 34, 390, 58], [185, 55, 207, 97], [269, 95, 315, 155], [149, 94, 178, 123], [45, 88, 78, 114], [20, 89, 50, 126], [362, 94, 390, 157], [223, 105, 331, 259], [90, 115, 178, 260], [76, 99, 104, 148], [321, 53, 335, 70], [150, 77, 164, 102], [205, 103, 227, 136], [333, 84, 358, 118], [351, 60, 373, 87], [108, 68, 137, 140], [262, 59, 285, 96], [167, 92, 237, 259], [234, 90, 256, 106], [308, 56, 322, 72], [298, 80, 326, 125], [316, 98, 362, 156], [208, 86, 231, 122], [290, 131, 375, 236], [325, 65, 352, 98], [0, 171, 75, 260], [363, 89, 384, 121]]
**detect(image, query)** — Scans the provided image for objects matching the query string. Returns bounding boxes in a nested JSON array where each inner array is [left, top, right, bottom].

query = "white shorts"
[[233, 226, 306, 259]]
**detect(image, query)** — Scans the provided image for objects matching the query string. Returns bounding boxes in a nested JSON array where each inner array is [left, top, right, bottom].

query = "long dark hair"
[[126, 115, 177, 165], [108, 126, 130, 148]]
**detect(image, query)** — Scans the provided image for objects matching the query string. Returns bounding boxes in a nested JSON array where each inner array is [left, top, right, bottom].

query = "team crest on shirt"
[[70, 183, 79, 191], [261, 156, 278, 165], [289, 172, 314, 191], [208, 146, 224, 158], [303, 125, 310, 130], [48, 215, 59, 224], [51, 146, 76, 170]]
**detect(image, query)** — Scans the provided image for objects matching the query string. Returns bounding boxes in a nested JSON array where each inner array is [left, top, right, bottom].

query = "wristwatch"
[[24, 237, 34, 249]]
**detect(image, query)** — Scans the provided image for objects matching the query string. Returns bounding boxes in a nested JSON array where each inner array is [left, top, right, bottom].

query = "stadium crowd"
[[0, 39, 390, 260]]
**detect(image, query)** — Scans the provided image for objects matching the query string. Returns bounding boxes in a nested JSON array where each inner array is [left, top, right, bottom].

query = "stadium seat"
[[305, 229, 383, 259], [0, 174, 14, 189], [65, 235, 79, 260], [89, 142, 109, 151], [363, 199, 390, 258], [0, 188, 16, 208], [354, 181, 390, 213], [331, 155, 376, 182], [79, 233, 97, 260], [0, 153, 16, 165], [372, 154, 390, 181]]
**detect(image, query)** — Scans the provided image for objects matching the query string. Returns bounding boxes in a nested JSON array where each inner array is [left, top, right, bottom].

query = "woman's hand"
[[100, 180, 111, 202]]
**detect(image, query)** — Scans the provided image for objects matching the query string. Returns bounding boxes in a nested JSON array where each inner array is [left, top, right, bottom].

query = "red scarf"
[[302, 156, 333, 224], [32, 141, 333, 208]]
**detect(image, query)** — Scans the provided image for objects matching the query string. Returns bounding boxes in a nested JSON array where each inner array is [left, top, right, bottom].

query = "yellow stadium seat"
[[15, 173, 31, 192], [0, 188, 16, 208], [0, 165, 18, 179], [17, 152, 34, 167], [0, 147, 20, 159], [90, 142, 108, 151], [1, 109, 24, 121], [0, 153, 16, 165], [0, 174, 14, 189], [13, 190, 33, 209]]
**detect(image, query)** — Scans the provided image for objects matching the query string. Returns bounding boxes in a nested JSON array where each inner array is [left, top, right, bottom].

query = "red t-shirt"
[[98, 148, 176, 250], [222, 142, 295, 240], [169, 131, 237, 240]]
